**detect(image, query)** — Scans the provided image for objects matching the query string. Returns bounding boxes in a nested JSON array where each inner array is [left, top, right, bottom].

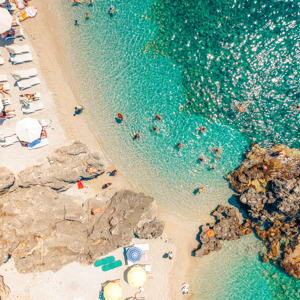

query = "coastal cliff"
[[195, 144, 300, 280], [0, 141, 164, 273]]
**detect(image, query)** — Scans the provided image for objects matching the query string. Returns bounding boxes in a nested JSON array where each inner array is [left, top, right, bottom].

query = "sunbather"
[[75, 105, 85, 111], [2, 28, 16, 37], [103, 183, 112, 189], [86, 167, 103, 175], [0, 84, 11, 98], [20, 93, 36, 100], [91, 206, 107, 215], [0, 109, 16, 117]]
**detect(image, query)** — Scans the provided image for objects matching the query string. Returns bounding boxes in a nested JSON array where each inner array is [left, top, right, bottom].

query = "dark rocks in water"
[[195, 205, 252, 258], [18, 140, 107, 192], [0, 142, 164, 274]]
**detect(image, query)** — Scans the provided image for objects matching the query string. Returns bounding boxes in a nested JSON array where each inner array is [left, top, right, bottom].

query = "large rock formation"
[[0, 276, 10, 300], [0, 141, 164, 273], [0, 167, 15, 196]]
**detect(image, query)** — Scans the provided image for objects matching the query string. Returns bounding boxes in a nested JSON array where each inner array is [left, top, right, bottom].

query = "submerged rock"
[[0, 142, 164, 273]]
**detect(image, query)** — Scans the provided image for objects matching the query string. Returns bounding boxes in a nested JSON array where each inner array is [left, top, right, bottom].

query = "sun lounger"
[[12, 68, 37, 81], [0, 75, 8, 82], [94, 256, 115, 267], [39, 119, 47, 127], [2, 98, 11, 106], [10, 54, 33, 65], [6, 3, 16, 11], [6, 45, 29, 55], [0, 135, 19, 147], [12, 18, 20, 27], [102, 260, 122, 272], [3, 83, 10, 91], [18, 78, 40, 90], [2, 29, 24, 41], [0, 58, 4, 65], [28, 138, 48, 150], [134, 243, 149, 251], [22, 101, 44, 114], [0, 128, 16, 138]]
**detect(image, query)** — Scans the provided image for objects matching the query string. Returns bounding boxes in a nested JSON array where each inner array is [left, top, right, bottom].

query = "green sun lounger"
[[102, 260, 123, 272], [94, 256, 115, 267]]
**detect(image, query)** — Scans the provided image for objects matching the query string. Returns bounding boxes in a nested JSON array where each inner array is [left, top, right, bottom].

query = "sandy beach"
[[0, 1, 201, 299]]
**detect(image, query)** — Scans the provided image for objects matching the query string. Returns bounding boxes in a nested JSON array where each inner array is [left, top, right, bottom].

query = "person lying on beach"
[[72, 0, 84, 4], [111, 169, 118, 176], [0, 84, 11, 98], [87, 0, 94, 5], [86, 12, 92, 18], [2, 28, 16, 37], [198, 126, 206, 132], [153, 127, 159, 133], [177, 142, 183, 150], [86, 167, 103, 175], [109, 5, 115, 15], [0, 109, 16, 117], [75, 105, 85, 111], [197, 187, 205, 194], [91, 206, 107, 215], [103, 183, 112, 189], [155, 114, 162, 122], [20, 93, 36, 100], [134, 133, 141, 139]]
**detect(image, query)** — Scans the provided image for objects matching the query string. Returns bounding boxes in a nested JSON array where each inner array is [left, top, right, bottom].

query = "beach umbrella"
[[126, 247, 143, 263], [127, 266, 146, 287], [0, 8, 12, 34], [103, 282, 122, 300], [15, 118, 42, 143], [0, 102, 3, 111]]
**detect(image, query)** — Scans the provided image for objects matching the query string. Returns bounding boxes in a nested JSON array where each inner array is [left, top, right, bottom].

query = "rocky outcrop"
[[18, 140, 107, 191], [195, 205, 252, 257], [0, 167, 15, 196], [0, 142, 164, 273], [0, 276, 10, 300]]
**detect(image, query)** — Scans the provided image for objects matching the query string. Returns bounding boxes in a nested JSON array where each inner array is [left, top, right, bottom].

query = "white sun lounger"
[[3, 83, 10, 91], [18, 78, 40, 90], [2, 98, 11, 105], [12, 18, 20, 27], [10, 54, 33, 65], [2, 29, 24, 41], [134, 243, 149, 251], [22, 101, 44, 114], [0, 135, 19, 147], [39, 119, 47, 127], [28, 138, 48, 150], [0, 128, 16, 138], [12, 68, 37, 81], [0, 58, 4, 65], [0, 74, 8, 82], [6, 45, 30, 55]]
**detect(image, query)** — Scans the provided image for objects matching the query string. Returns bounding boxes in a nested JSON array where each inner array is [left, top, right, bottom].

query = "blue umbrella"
[[126, 247, 142, 263]]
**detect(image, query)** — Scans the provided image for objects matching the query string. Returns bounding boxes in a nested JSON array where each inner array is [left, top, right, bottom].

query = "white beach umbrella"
[[0, 7, 12, 34], [0, 0, 5, 4], [15, 118, 42, 143], [0, 102, 3, 111]]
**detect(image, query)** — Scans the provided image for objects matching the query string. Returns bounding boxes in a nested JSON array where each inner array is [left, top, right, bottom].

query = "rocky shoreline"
[[195, 144, 300, 280], [0, 141, 164, 274]]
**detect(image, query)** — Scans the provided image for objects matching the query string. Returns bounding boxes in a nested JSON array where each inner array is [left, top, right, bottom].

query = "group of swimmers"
[[72, 0, 115, 25]]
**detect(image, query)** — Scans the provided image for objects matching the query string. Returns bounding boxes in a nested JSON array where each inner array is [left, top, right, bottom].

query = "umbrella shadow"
[[123, 266, 131, 284]]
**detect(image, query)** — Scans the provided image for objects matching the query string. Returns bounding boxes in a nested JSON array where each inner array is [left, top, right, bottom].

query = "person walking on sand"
[[86, 11, 91, 18], [168, 251, 173, 260], [109, 5, 115, 16], [155, 114, 162, 122], [75, 105, 85, 112]]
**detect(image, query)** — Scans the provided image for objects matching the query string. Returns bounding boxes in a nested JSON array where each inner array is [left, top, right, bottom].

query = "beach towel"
[[77, 180, 84, 189], [19, 7, 38, 22], [94, 256, 115, 267], [102, 260, 122, 272]]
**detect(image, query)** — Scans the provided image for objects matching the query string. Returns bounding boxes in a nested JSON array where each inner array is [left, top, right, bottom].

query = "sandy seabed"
[[0, 1, 206, 299]]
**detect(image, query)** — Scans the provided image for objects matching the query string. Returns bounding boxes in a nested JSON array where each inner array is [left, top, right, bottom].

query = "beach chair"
[[22, 101, 44, 114], [0, 58, 4, 65], [0, 135, 19, 147], [0, 74, 8, 82], [39, 119, 47, 127], [134, 243, 149, 251], [2, 98, 11, 106], [12, 68, 37, 81], [2, 29, 24, 41], [94, 256, 115, 267], [18, 78, 40, 90], [6, 45, 29, 55], [3, 83, 10, 91], [28, 138, 48, 150], [0, 128, 16, 138], [12, 18, 20, 27], [102, 260, 123, 272], [10, 54, 33, 65]]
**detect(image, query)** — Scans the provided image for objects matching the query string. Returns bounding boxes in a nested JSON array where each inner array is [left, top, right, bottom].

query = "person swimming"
[[134, 133, 141, 139], [86, 11, 91, 18], [197, 187, 205, 194], [109, 5, 115, 15], [74, 19, 80, 25], [117, 113, 124, 120], [199, 156, 205, 162], [212, 148, 222, 154], [155, 114, 162, 122], [153, 127, 160, 133], [198, 126, 206, 132], [177, 143, 183, 150]]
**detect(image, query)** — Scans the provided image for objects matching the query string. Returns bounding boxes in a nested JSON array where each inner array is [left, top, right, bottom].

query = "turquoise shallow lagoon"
[[48, 0, 300, 298]]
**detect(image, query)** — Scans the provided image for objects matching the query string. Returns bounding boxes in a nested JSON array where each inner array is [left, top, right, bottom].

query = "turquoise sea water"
[[49, 0, 300, 298]]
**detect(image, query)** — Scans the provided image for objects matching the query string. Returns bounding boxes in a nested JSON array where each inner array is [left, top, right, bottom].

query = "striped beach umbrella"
[[126, 247, 142, 263]]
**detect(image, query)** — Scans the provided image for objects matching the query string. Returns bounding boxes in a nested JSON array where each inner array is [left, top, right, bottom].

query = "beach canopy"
[[126, 246, 143, 263], [103, 282, 122, 300], [0, 8, 12, 34], [15, 118, 42, 143], [127, 266, 146, 287]]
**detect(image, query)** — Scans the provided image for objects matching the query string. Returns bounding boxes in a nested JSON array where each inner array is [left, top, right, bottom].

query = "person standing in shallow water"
[[109, 5, 115, 16]]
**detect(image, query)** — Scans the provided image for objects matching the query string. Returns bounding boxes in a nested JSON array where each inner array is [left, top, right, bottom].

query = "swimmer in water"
[[236, 105, 244, 113], [199, 157, 205, 162], [212, 148, 222, 154], [117, 113, 124, 120], [109, 5, 115, 16], [198, 187, 205, 194], [134, 133, 141, 139], [86, 12, 91, 18], [177, 143, 183, 150], [198, 126, 206, 132], [155, 114, 162, 122], [153, 127, 160, 133]]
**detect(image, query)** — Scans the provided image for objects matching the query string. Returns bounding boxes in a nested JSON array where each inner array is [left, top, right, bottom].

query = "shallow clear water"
[[48, 0, 300, 298]]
